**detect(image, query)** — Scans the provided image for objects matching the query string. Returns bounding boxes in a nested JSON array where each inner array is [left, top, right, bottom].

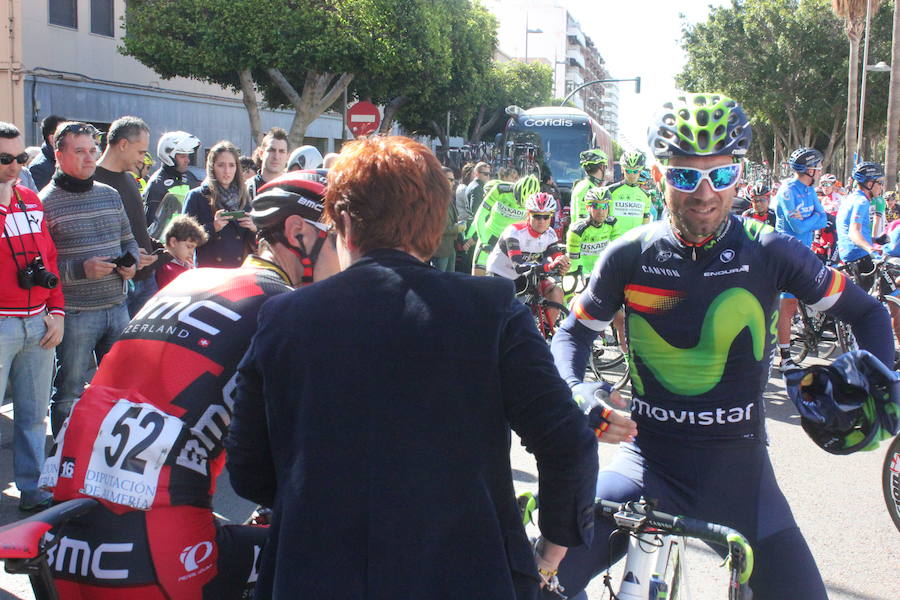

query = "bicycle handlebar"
[[596, 498, 754, 585]]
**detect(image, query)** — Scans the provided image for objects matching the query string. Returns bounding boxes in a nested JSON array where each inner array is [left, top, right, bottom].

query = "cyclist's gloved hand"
[[571, 381, 627, 411]]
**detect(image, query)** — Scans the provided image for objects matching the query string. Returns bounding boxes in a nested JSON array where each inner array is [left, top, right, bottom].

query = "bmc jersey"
[[566, 218, 612, 276], [836, 190, 872, 262], [570, 216, 849, 441], [39, 257, 289, 595], [486, 222, 559, 279], [607, 181, 651, 240]]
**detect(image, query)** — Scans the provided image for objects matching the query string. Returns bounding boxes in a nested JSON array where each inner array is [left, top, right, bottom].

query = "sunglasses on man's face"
[[530, 213, 553, 220], [624, 169, 641, 174], [587, 202, 609, 210], [0, 152, 29, 166], [663, 163, 742, 193]]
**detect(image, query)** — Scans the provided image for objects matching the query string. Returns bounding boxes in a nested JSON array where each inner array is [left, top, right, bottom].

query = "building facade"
[[0, 0, 344, 162], [482, 0, 620, 137]]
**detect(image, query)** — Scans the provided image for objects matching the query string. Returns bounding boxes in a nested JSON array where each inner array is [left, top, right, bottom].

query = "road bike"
[[883, 434, 900, 533], [789, 301, 839, 365], [516, 264, 568, 341], [0, 498, 98, 600], [522, 495, 753, 600]]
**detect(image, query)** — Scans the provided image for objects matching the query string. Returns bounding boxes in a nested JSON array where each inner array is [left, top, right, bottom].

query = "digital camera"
[[17, 256, 59, 290]]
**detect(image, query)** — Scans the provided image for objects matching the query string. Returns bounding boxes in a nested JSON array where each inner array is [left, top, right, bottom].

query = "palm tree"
[[833, 0, 871, 178]]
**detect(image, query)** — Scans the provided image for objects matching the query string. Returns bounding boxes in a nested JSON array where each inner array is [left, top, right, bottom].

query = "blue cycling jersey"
[[552, 215, 892, 441], [883, 225, 900, 257], [774, 177, 827, 248], [836, 189, 872, 262]]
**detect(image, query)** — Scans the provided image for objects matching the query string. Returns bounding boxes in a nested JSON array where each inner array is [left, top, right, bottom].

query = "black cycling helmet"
[[749, 181, 771, 197], [647, 92, 752, 160], [783, 350, 900, 455], [251, 172, 327, 232], [851, 161, 885, 184], [787, 147, 823, 174]]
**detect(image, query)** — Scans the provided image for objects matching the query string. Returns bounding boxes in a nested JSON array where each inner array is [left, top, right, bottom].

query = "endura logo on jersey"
[[132, 295, 242, 337], [704, 265, 750, 277], [45, 532, 132, 580], [495, 202, 526, 220], [628, 288, 766, 396], [720, 249, 735, 263]]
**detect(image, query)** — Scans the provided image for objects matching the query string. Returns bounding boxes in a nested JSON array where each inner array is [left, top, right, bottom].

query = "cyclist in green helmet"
[[566, 187, 615, 279], [570, 149, 609, 224], [467, 173, 537, 275], [607, 150, 652, 239]]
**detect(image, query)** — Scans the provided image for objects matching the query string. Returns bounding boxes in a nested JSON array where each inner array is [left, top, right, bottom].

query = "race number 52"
[[84, 400, 184, 509]]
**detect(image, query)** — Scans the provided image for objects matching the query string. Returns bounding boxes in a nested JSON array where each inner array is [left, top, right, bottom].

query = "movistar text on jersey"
[[632, 397, 755, 426]]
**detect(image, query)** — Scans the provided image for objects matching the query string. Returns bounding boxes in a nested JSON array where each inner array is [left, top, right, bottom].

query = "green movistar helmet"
[[648, 92, 752, 160], [514, 174, 540, 202], [579, 149, 608, 169], [621, 151, 646, 170]]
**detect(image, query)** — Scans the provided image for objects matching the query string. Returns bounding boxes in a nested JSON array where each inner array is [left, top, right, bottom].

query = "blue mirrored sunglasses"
[[663, 163, 742, 193]]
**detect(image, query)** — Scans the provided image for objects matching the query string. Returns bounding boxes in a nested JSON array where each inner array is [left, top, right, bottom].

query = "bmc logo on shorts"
[[180, 541, 214, 573]]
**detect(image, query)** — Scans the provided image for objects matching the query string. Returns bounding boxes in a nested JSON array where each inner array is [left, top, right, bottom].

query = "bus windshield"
[[507, 124, 592, 188]]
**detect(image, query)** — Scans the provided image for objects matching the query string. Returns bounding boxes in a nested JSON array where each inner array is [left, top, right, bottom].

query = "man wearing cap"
[[40, 172, 339, 599]]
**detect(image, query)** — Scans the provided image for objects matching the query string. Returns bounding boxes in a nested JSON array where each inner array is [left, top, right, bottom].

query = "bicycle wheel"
[[540, 301, 569, 340], [883, 434, 900, 533]]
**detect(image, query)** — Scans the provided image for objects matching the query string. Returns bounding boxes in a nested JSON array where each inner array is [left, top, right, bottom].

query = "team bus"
[[499, 105, 614, 206]]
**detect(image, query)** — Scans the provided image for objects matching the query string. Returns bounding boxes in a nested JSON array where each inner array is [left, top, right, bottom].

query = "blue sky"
[[567, 0, 730, 152]]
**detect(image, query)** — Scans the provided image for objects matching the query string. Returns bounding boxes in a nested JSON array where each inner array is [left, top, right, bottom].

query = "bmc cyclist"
[[774, 147, 828, 368], [566, 187, 615, 281], [608, 150, 651, 240], [487, 192, 569, 325], [542, 93, 893, 600], [467, 173, 538, 275], [38, 173, 337, 599], [741, 181, 776, 227], [570, 149, 608, 224]]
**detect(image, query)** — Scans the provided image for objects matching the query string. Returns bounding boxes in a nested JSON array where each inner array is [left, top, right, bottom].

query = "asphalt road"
[[0, 362, 897, 599]]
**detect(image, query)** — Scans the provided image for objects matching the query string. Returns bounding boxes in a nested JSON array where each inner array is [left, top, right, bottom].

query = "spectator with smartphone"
[[183, 141, 256, 267], [40, 121, 138, 434]]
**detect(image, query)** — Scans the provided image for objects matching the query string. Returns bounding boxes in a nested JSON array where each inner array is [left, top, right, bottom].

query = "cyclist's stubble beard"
[[666, 187, 729, 242]]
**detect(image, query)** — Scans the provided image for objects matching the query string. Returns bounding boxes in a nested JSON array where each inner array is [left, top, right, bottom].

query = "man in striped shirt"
[[41, 122, 138, 436], [0, 121, 64, 512]]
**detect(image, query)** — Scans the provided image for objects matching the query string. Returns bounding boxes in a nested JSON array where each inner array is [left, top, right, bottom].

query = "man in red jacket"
[[0, 121, 64, 512]]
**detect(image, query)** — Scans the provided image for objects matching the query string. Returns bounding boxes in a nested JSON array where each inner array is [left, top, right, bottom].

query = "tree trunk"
[[265, 68, 355, 148], [430, 120, 448, 154], [846, 24, 864, 180], [238, 68, 263, 146], [886, 0, 900, 188], [470, 107, 504, 144], [380, 96, 408, 134]]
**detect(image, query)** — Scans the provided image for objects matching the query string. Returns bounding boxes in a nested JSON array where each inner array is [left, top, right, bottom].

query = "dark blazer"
[[225, 249, 598, 600], [182, 182, 254, 268]]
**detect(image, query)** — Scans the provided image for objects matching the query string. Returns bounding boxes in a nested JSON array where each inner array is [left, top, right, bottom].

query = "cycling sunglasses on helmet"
[[663, 163, 743, 193], [0, 152, 29, 165]]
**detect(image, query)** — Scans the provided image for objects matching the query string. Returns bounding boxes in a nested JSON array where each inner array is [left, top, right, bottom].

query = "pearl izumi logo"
[[179, 541, 215, 580]]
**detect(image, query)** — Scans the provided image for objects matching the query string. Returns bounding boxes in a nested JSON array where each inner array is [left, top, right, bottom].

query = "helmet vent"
[[679, 125, 694, 141], [696, 110, 709, 127], [693, 95, 706, 106], [697, 130, 710, 149]]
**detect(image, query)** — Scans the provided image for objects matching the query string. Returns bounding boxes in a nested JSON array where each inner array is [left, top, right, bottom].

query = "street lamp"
[[858, 60, 891, 161], [560, 77, 641, 106], [524, 14, 542, 63]]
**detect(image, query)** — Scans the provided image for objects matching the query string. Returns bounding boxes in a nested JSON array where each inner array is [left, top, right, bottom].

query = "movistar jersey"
[[607, 181, 651, 240], [554, 216, 889, 442], [836, 189, 872, 262], [570, 177, 602, 224], [566, 218, 612, 276], [774, 177, 827, 248]]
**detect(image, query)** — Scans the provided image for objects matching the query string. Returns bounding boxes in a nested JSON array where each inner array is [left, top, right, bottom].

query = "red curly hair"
[[324, 136, 448, 258]]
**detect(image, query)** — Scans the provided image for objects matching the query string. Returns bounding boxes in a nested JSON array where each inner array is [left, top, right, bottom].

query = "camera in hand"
[[17, 256, 59, 290], [110, 253, 137, 269]]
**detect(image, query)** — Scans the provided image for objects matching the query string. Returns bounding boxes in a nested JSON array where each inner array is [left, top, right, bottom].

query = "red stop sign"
[[346, 101, 381, 137]]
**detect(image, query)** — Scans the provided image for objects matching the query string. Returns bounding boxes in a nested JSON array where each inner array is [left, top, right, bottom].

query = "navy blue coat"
[[225, 249, 598, 600]]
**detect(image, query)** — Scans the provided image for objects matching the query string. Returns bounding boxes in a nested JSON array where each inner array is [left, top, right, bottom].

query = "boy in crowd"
[[156, 214, 209, 289]]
